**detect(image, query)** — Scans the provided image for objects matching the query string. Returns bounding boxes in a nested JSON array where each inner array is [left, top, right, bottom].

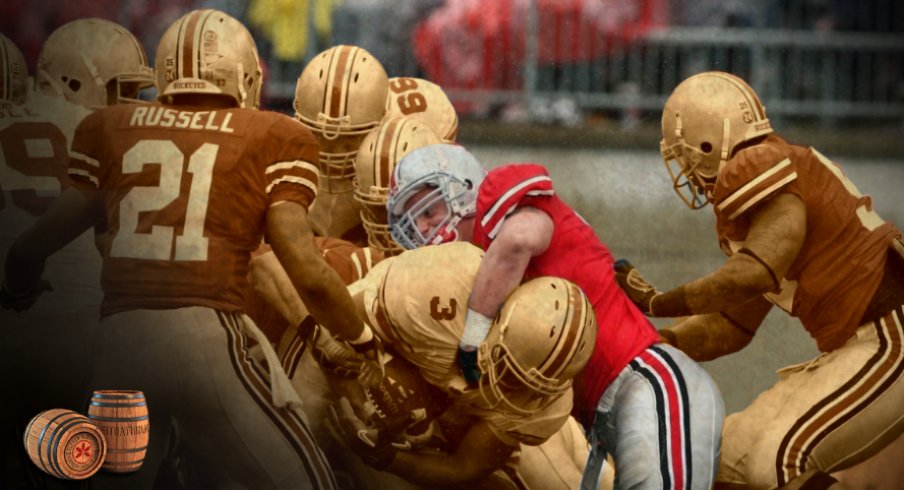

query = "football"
[[364, 352, 449, 439]]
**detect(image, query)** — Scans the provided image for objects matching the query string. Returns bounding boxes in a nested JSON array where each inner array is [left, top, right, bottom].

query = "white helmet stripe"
[[177, 9, 214, 80]]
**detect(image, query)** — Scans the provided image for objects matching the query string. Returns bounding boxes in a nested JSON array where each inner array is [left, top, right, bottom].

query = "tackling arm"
[[266, 202, 365, 342], [653, 193, 806, 317], [660, 295, 773, 361], [467, 207, 554, 326]]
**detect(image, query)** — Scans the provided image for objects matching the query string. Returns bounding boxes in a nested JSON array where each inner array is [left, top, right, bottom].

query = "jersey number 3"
[[110, 140, 216, 261]]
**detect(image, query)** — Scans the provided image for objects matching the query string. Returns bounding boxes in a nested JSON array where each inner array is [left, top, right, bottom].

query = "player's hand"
[[457, 346, 481, 385], [614, 259, 661, 316], [349, 328, 386, 388], [327, 397, 397, 470], [310, 325, 364, 379], [0, 279, 52, 312]]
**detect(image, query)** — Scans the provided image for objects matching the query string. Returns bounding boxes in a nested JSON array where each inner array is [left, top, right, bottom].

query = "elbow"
[[728, 252, 781, 299], [737, 272, 776, 298]]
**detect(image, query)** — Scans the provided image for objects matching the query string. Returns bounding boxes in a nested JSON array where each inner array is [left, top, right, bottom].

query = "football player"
[[387, 144, 725, 489], [2, 10, 380, 489], [0, 22, 153, 486], [354, 115, 442, 257], [247, 237, 614, 489], [615, 71, 904, 490], [294, 44, 389, 243], [327, 241, 605, 488]]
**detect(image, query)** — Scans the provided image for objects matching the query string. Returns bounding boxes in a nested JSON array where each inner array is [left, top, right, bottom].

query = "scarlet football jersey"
[[68, 103, 319, 316], [713, 134, 901, 351], [472, 163, 660, 427], [360, 242, 574, 446]]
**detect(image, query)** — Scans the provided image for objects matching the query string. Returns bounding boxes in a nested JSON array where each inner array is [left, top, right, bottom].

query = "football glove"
[[310, 325, 363, 379], [348, 328, 386, 388], [614, 259, 661, 316], [327, 397, 398, 470], [0, 279, 52, 312], [457, 346, 481, 385]]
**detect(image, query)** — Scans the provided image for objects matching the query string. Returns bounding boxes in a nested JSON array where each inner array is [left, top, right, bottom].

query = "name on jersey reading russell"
[[130, 107, 234, 133]]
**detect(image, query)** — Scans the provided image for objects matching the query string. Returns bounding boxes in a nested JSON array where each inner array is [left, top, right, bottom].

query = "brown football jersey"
[[68, 103, 319, 316], [713, 134, 901, 351]]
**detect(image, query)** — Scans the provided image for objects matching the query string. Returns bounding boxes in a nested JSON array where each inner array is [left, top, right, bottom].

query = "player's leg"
[[88, 308, 337, 490], [719, 307, 904, 490], [603, 345, 723, 490], [518, 415, 614, 490]]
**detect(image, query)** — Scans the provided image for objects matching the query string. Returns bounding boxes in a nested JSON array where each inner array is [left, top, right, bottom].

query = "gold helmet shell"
[[478, 277, 597, 416], [156, 9, 263, 109], [354, 116, 442, 256], [294, 45, 388, 180], [386, 77, 458, 143], [660, 71, 772, 208], [36, 18, 154, 109]]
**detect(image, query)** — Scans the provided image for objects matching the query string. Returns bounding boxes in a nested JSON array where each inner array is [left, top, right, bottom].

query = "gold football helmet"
[[0, 33, 28, 107], [156, 9, 262, 109], [294, 45, 388, 179], [478, 277, 597, 416], [35, 18, 154, 109], [386, 77, 458, 142], [354, 116, 442, 256], [661, 71, 772, 209]]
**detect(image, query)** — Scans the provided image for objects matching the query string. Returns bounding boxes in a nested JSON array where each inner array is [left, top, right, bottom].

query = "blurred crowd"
[[2, 0, 901, 116]]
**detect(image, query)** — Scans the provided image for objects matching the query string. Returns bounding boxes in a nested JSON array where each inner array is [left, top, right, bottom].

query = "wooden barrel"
[[87, 390, 150, 473], [23, 408, 106, 480]]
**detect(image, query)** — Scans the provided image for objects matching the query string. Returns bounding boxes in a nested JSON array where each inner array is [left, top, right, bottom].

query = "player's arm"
[[388, 419, 518, 485], [3, 187, 100, 300], [458, 207, 553, 382], [249, 249, 310, 327], [463, 207, 553, 341], [659, 295, 773, 361], [266, 202, 366, 342], [651, 192, 806, 317]]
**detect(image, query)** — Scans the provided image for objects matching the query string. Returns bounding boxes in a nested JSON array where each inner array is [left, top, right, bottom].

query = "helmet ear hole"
[[700, 142, 713, 153]]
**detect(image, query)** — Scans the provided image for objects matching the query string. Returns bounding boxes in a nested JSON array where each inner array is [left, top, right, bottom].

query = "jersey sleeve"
[[713, 144, 799, 221], [261, 116, 320, 209], [474, 164, 555, 245], [66, 111, 106, 190]]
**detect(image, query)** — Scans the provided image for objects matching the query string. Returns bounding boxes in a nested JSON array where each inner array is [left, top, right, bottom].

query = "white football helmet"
[[0, 33, 28, 107], [35, 19, 154, 109], [156, 9, 262, 109], [294, 45, 388, 180], [478, 277, 597, 416], [661, 71, 772, 209], [387, 144, 486, 249], [354, 116, 442, 256], [386, 77, 459, 143]]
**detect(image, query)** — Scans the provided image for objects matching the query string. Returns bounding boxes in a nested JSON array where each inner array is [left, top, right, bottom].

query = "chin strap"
[[427, 216, 462, 246]]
